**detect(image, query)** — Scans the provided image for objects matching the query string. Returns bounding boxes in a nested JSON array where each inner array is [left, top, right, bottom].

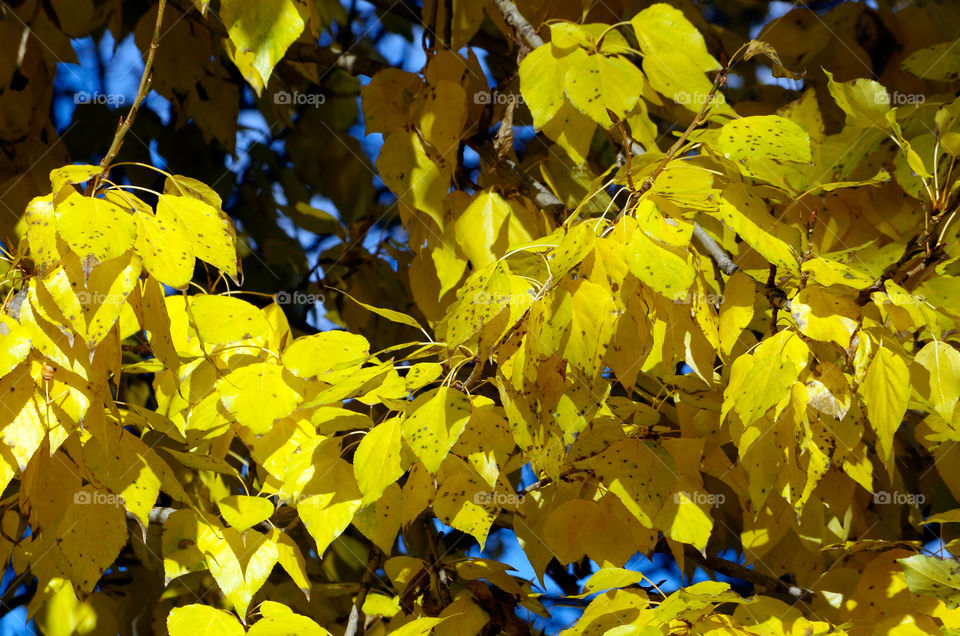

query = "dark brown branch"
[[344, 546, 382, 636], [287, 44, 389, 77], [684, 546, 813, 604]]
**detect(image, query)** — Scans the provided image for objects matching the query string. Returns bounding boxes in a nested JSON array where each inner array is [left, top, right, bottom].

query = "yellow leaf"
[[339, 288, 426, 332], [519, 43, 568, 127], [719, 115, 812, 164], [49, 164, 100, 194], [433, 456, 498, 549], [913, 340, 960, 422], [419, 80, 467, 156], [217, 361, 302, 434], [353, 482, 402, 553], [388, 617, 449, 636], [82, 426, 170, 530], [186, 294, 271, 346], [716, 184, 800, 276], [167, 605, 244, 636], [454, 190, 533, 268], [201, 526, 279, 617], [161, 194, 238, 282], [824, 69, 890, 129], [718, 271, 754, 356], [401, 386, 472, 474], [563, 49, 647, 127], [362, 69, 422, 134], [656, 490, 713, 550], [902, 39, 960, 82], [24, 195, 61, 274], [282, 330, 370, 380], [377, 130, 450, 229], [789, 286, 859, 347], [0, 316, 31, 377], [298, 459, 362, 554], [723, 329, 809, 426], [541, 100, 596, 165], [355, 417, 407, 505], [56, 192, 136, 263], [220, 0, 305, 93], [543, 498, 598, 564], [268, 528, 311, 598], [578, 439, 675, 527], [860, 345, 910, 464], [899, 554, 960, 609], [624, 224, 695, 298], [544, 278, 616, 378], [631, 4, 720, 73], [219, 495, 274, 532], [247, 613, 330, 636], [161, 510, 207, 583], [577, 568, 646, 598]]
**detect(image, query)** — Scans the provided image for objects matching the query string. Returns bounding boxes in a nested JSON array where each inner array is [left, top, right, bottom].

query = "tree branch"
[[91, 0, 167, 191], [683, 546, 813, 604], [489, 0, 543, 50], [344, 546, 382, 636]]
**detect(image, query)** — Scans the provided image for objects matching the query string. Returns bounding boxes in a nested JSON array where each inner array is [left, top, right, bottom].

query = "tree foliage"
[[2, 0, 960, 634]]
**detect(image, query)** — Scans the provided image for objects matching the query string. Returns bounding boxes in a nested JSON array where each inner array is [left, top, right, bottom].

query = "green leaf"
[[824, 69, 890, 129], [899, 554, 960, 609], [913, 340, 960, 422], [902, 39, 960, 82]]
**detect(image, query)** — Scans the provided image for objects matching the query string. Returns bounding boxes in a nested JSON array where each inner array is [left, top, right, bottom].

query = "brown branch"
[[91, 0, 167, 192], [489, 0, 543, 50], [286, 44, 389, 77], [683, 546, 813, 604], [345, 546, 382, 636]]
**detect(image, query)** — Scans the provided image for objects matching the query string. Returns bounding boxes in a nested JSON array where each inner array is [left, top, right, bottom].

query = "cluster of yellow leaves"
[[5, 1, 960, 634]]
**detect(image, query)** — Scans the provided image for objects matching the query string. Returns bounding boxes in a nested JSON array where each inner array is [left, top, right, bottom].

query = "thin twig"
[[91, 0, 168, 192]]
